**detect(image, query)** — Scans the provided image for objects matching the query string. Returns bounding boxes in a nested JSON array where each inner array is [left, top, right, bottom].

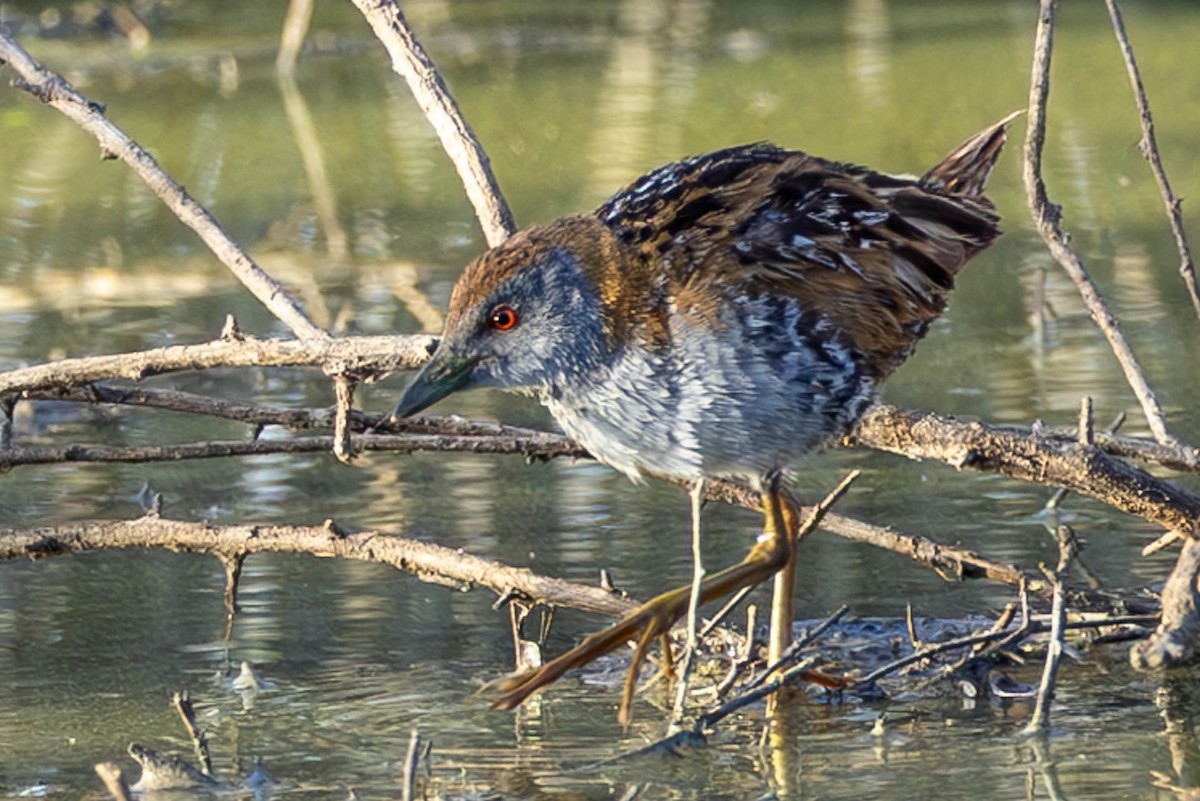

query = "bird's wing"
[[598, 143, 1002, 379]]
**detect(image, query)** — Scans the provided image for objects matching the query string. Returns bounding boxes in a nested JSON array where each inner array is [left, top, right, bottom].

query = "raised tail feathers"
[[920, 110, 1023, 197]]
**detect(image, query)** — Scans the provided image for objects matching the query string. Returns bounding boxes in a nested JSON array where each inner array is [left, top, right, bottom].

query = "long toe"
[[489, 589, 689, 711]]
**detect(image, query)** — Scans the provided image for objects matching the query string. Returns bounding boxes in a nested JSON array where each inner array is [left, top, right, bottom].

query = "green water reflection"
[[1, 0, 1198, 798]]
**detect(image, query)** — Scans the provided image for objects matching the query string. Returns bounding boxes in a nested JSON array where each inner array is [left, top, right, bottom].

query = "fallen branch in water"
[[0, 515, 638, 618]]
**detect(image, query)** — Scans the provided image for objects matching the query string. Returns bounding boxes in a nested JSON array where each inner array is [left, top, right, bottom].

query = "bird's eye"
[[488, 304, 520, 331]]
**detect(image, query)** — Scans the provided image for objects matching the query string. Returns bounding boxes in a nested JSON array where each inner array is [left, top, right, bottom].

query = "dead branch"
[[1023, 0, 1177, 447], [1023, 526, 1080, 735], [350, 0, 516, 246], [1104, 0, 1200, 322], [171, 692, 213, 777], [0, 432, 583, 469], [0, 516, 637, 619], [94, 763, 134, 801], [16, 381, 1200, 474], [0, 332, 434, 395], [0, 30, 326, 343], [854, 405, 1200, 537], [1131, 537, 1200, 671]]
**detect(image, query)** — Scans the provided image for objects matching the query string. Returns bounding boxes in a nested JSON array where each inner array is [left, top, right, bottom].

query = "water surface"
[[1, 1, 1198, 798]]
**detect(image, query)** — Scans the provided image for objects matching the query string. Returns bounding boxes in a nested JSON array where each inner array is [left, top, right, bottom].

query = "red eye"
[[489, 305, 519, 331]]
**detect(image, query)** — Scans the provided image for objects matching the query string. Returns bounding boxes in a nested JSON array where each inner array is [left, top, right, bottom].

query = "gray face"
[[391, 247, 606, 418]]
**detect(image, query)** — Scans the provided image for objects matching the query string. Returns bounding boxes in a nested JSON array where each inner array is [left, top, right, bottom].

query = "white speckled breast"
[[540, 292, 876, 489]]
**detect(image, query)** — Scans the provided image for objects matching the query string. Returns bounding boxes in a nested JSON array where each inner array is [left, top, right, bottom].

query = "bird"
[[391, 113, 1016, 722]]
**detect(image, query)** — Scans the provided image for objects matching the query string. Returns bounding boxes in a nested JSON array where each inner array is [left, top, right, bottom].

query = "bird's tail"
[[920, 110, 1023, 197]]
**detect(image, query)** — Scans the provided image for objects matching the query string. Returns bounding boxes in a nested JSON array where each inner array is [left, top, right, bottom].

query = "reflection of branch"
[[1022, 0, 1177, 447], [278, 71, 350, 264], [0, 30, 327, 343], [0, 516, 638, 618], [1104, 0, 1200, 323], [276, 0, 314, 76], [351, 0, 516, 246]]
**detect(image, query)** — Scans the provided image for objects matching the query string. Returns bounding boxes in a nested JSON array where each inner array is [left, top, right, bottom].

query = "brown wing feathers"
[[600, 116, 1013, 378]]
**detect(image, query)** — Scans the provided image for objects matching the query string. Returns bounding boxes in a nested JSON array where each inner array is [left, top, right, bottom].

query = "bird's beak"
[[390, 347, 478, 419]]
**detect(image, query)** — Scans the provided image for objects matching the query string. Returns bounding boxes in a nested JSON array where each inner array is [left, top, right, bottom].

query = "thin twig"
[[743, 604, 850, 694], [713, 604, 758, 699], [670, 481, 708, 728], [351, 0, 516, 246], [332, 376, 356, 464], [171, 691, 213, 776], [1022, 0, 1178, 447], [0, 515, 640, 618], [855, 405, 1200, 538], [94, 763, 134, 801], [1104, 0, 1200, 322], [0, 332, 435, 396], [1045, 410, 1124, 511], [401, 729, 421, 801], [0, 432, 582, 468], [219, 553, 245, 620], [1023, 526, 1080, 735], [0, 30, 327, 343]]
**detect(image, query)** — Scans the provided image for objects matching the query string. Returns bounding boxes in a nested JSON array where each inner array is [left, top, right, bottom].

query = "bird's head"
[[391, 215, 632, 419]]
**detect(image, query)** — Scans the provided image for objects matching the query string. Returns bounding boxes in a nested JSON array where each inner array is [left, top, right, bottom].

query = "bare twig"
[[855, 405, 1200, 538], [1023, 526, 1080, 735], [0, 432, 582, 468], [219, 553, 245, 619], [332, 376, 356, 464], [1046, 410, 1125, 512], [743, 604, 850, 694], [1078, 397, 1094, 447], [401, 729, 421, 801], [351, 0, 516, 246], [670, 481, 708, 727], [94, 763, 134, 801], [0, 30, 327, 343], [713, 604, 758, 699], [171, 691, 213, 776], [0, 332, 434, 396], [1104, 0, 1200, 322], [0, 516, 639, 618], [1023, 0, 1177, 447]]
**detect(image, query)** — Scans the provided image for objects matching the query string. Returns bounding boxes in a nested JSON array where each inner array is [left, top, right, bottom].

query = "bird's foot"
[[489, 582, 694, 727]]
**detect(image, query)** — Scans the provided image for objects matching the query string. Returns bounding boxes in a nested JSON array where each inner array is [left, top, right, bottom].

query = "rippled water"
[[1, 1, 1199, 798]]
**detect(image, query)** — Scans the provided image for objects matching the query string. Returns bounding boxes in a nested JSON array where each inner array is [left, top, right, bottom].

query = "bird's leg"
[[768, 493, 799, 665], [489, 482, 801, 723]]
